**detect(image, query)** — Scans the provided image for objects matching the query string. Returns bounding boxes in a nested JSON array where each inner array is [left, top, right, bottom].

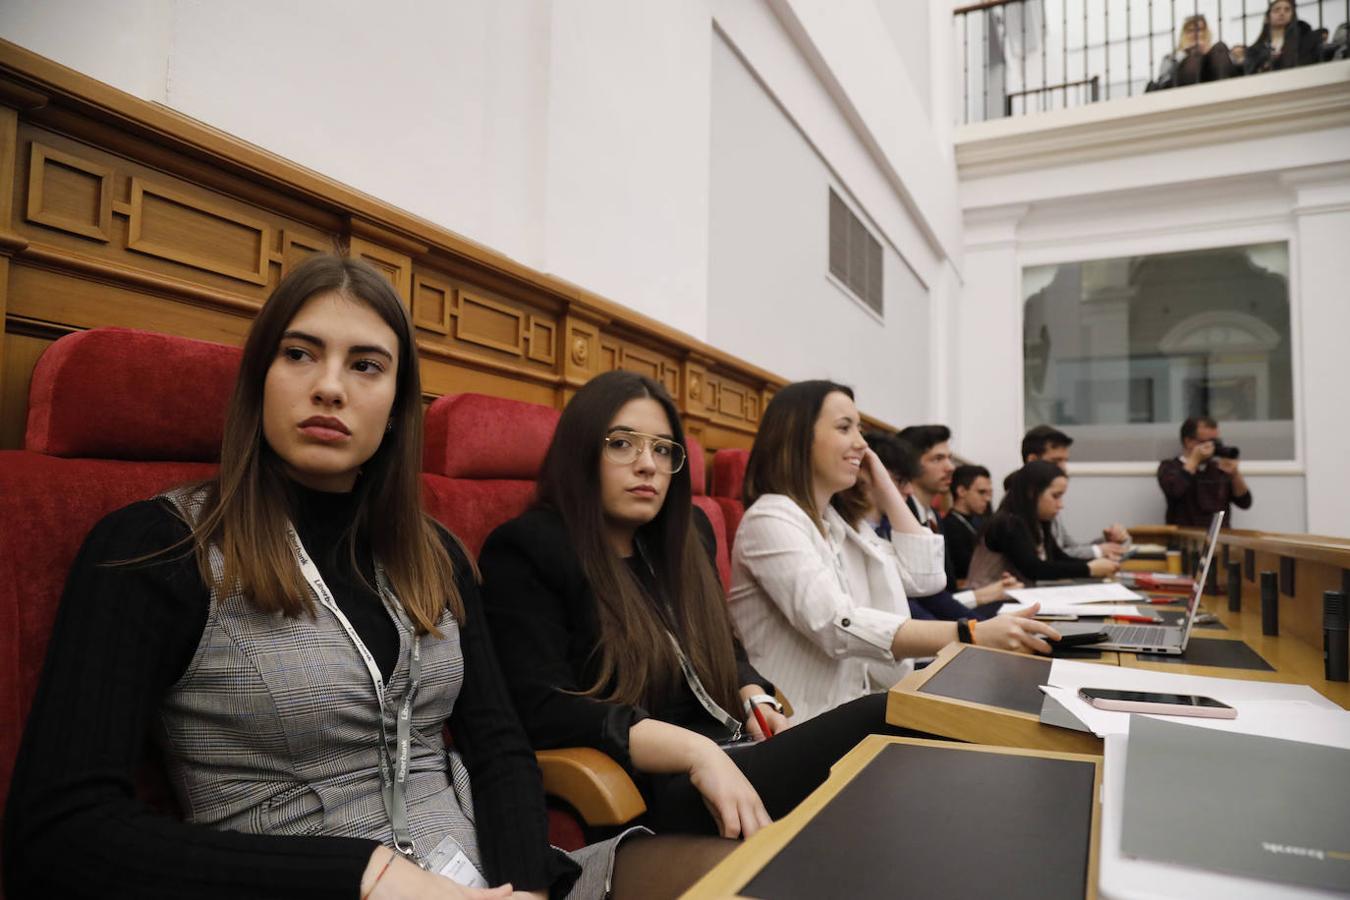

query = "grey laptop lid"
[[1175, 511, 1225, 650]]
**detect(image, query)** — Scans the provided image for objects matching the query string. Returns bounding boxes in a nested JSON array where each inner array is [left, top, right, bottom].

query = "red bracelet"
[[361, 849, 395, 900]]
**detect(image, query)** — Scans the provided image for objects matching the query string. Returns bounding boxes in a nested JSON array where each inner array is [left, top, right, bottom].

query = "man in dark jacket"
[[1157, 416, 1253, 527]]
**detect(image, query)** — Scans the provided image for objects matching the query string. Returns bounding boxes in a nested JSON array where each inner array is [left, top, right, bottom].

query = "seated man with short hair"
[[1021, 425, 1130, 560], [942, 464, 991, 583], [1157, 416, 1252, 527], [884, 426, 1017, 620]]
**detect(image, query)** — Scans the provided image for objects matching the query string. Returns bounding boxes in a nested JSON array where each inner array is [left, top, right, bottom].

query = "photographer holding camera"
[[1157, 416, 1253, 527]]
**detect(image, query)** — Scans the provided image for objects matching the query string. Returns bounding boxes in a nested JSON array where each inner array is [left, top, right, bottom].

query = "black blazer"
[[478, 506, 768, 774]]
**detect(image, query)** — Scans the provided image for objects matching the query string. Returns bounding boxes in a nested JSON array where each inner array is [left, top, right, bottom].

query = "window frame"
[[1017, 227, 1304, 474]]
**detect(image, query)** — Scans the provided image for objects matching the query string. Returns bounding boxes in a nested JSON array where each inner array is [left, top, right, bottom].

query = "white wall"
[[0, 0, 172, 101], [707, 31, 930, 427], [954, 65, 1350, 536], [1061, 475, 1309, 541]]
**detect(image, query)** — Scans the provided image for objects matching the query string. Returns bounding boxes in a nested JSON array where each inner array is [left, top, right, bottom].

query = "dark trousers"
[[643, 693, 913, 833], [909, 589, 1004, 621], [1177, 43, 1240, 84]]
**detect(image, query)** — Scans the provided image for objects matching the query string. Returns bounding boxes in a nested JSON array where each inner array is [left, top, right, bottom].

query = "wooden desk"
[[681, 734, 1102, 899], [1131, 524, 1350, 653], [887, 644, 1113, 755], [1116, 601, 1350, 709]]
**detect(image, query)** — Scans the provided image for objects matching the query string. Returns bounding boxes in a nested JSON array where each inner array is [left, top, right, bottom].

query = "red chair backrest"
[[709, 448, 751, 552], [0, 328, 235, 850]]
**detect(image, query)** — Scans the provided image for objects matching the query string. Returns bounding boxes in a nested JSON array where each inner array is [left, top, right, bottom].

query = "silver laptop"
[[1065, 511, 1224, 655]]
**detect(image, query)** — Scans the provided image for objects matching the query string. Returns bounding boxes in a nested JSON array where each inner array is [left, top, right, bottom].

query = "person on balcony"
[[479, 371, 891, 842], [1244, 0, 1324, 73], [1152, 14, 1241, 89]]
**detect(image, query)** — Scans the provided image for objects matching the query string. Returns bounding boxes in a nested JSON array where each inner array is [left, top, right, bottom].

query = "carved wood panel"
[[15, 126, 333, 300], [26, 143, 112, 242], [348, 236, 411, 303], [126, 177, 271, 285]]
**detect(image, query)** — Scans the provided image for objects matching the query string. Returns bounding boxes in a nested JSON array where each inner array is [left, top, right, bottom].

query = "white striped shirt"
[[727, 494, 947, 723]]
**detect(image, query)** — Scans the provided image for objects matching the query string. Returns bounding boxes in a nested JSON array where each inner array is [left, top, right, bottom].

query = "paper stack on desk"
[[1006, 583, 1145, 606], [1035, 658, 1342, 738]]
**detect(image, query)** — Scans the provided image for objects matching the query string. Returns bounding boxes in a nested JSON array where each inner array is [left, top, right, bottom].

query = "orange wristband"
[[967, 618, 978, 646]]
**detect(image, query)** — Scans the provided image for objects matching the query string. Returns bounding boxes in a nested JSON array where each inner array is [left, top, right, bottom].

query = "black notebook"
[[741, 741, 1096, 899]]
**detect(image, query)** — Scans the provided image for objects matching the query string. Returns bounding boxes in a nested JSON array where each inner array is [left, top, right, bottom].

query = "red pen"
[[1113, 614, 1163, 624], [750, 702, 774, 740]]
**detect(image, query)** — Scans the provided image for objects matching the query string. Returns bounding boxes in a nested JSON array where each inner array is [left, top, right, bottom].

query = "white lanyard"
[[286, 525, 426, 865], [633, 543, 742, 741]]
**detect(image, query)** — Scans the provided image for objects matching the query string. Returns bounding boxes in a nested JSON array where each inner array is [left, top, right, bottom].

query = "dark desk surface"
[[681, 735, 1102, 899], [888, 644, 1108, 755]]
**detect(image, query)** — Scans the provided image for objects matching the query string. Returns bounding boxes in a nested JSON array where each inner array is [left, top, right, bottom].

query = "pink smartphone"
[[1078, 688, 1237, 719]]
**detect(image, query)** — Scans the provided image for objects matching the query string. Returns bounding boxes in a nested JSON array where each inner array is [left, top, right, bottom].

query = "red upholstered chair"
[[709, 447, 751, 551], [0, 327, 235, 890], [686, 435, 732, 590]]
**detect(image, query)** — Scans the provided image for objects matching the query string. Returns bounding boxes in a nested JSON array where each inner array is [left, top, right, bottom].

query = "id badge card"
[[424, 833, 489, 888]]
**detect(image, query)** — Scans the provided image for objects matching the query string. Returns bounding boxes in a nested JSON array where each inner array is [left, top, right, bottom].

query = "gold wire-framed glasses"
[[602, 430, 687, 474]]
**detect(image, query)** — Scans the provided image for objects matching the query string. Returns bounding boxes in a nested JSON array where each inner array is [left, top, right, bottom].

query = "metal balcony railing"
[[955, 0, 1349, 124]]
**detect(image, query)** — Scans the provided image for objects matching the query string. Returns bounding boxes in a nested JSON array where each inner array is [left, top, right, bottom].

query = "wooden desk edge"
[[886, 644, 1107, 755], [680, 734, 1102, 899]]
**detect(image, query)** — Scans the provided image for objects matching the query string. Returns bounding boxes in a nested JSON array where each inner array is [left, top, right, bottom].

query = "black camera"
[[1211, 440, 1240, 460]]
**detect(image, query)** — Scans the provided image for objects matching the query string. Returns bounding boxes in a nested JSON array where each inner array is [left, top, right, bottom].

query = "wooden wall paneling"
[[0, 320, 65, 449], [412, 270, 453, 335], [417, 354, 558, 409], [525, 314, 556, 366], [281, 232, 335, 276], [13, 125, 330, 304], [0, 104, 16, 432], [347, 235, 412, 304], [26, 142, 112, 242], [562, 309, 605, 390], [454, 288, 527, 356], [126, 176, 272, 285], [6, 262, 254, 348]]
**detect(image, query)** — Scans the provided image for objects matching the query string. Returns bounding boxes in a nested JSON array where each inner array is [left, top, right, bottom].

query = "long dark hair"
[[184, 255, 462, 633], [743, 380, 868, 529], [535, 371, 741, 718], [983, 460, 1067, 554], [1254, 0, 1303, 51]]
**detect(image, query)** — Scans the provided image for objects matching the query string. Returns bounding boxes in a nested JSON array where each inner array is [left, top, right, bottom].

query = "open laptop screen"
[[1178, 511, 1225, 647]]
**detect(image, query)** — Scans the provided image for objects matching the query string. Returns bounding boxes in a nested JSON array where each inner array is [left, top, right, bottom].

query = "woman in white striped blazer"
[[727, 381, 1059, 723]]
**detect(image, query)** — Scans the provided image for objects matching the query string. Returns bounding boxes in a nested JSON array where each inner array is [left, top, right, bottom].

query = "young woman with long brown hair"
[[479, 371, 887, 841], [3, 256, 681, 899], [728, 381, 1060, 724]]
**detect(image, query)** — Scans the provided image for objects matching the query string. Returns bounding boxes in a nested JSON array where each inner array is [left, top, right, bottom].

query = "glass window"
[[1022, 242, 1293, 462]]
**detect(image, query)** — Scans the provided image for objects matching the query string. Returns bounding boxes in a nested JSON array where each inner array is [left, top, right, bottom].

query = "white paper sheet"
[[1099, 733, 1349, 900], [1006, 583, 1145, 606], [1001, 603, 1144, 618], [1039, 658, 1340, 738]]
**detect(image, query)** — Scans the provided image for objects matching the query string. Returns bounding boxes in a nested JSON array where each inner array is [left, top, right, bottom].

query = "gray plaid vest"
[[156, 488, 481, 863]]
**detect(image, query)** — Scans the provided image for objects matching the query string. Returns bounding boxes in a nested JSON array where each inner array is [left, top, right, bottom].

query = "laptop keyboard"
[[1106, 625, 1170, 646]]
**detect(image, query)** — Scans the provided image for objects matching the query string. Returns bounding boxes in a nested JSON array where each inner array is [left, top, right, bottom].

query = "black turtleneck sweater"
[[4, 484, 578, 899]]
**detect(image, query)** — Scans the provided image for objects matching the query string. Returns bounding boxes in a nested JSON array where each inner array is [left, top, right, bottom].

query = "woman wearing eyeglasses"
[[478, 371, 888, 841]]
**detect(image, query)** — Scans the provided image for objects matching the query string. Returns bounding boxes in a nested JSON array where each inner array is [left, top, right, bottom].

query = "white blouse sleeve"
[[736, 506, 903, 661], [884, 530, 947, 597]]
